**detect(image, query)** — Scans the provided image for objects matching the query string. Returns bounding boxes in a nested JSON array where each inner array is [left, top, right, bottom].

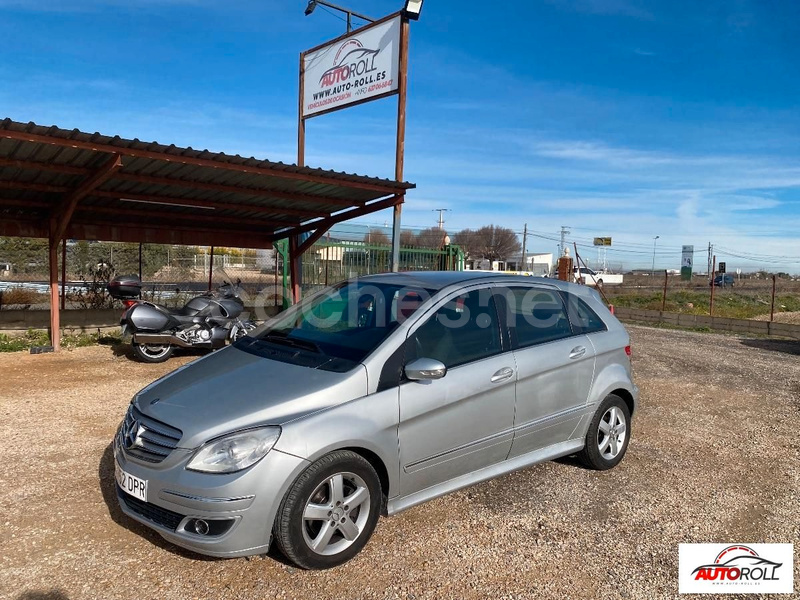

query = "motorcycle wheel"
[[132, 342, 174, 363]]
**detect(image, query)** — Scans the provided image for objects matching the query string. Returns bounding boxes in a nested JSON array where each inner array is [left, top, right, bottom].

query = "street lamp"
[[651, 235, 660, 277], [303, 0, 375, 32], [404, 0, 424, 20]]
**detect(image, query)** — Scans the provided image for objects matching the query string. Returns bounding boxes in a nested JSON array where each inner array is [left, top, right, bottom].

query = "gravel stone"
[[0, 326, 798, 599]]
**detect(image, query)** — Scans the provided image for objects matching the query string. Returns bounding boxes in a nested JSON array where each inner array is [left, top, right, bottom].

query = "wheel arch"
[[610, 387, 635, 416], [341, 446, 390, 515]]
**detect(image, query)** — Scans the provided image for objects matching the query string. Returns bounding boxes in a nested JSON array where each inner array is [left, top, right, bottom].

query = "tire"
[[131, 342, 174, 363], [577, 394, 631, 470], [273, 450, 382, 570]]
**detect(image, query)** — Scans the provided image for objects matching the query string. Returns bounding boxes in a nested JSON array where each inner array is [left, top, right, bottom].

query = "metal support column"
[[208, 246, 215, 291], [391, 17, 410, 273], [48, 233, 60, 351], [60, 238, 67, 310]]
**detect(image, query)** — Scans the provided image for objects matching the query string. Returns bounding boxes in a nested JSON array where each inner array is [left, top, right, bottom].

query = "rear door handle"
[[569, 346, 586, 359], [491, 367, 515, 383]]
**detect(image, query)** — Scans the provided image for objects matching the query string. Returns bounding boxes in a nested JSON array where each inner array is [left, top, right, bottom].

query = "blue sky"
[[1, 0, 799, 271]]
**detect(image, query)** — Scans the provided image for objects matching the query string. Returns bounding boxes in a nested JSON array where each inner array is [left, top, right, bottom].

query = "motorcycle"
[[107, 274, 256, 363]]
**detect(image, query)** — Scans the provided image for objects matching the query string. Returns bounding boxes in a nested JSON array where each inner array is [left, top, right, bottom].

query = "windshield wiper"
[[263, 333, 324, 355]]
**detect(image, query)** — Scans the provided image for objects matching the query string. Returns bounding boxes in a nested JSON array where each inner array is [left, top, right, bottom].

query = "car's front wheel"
[[577, 394, 631, 470], [273, 450, 382, 569]]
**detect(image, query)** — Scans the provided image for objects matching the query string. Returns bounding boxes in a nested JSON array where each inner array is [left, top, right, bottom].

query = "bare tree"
[[399, 230, 417, 247], [363, 228, 390, 246], [454, 225, 520, 261], [415, 227, 448, 249]]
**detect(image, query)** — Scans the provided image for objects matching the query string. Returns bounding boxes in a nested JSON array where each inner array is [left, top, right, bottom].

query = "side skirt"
[[387, 438, 584, 516]]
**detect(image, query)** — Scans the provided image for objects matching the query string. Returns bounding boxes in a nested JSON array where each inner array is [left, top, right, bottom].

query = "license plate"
[[116, 461, 147, 502]]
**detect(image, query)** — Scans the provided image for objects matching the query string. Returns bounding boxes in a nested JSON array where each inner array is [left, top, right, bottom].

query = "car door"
[[497, 286, 597, 459], [398, 285, 516, 497]]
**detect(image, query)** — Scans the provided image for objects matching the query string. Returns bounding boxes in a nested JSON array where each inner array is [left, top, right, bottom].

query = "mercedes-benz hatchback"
[[113, 272, 638, 569]]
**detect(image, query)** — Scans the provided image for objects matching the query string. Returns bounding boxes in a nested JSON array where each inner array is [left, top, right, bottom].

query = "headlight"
[[186, 427, 281, 474]]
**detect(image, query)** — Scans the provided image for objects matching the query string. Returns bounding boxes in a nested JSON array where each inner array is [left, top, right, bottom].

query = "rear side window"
[[564, 293, 607, 335], [409, 288, 502, 369], [502, 287, 573, 348]]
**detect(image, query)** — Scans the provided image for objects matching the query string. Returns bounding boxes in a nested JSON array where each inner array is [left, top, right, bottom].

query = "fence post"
[[661, 269, 668, 313], [709, 255, 716, 317], [770, 274, 776, 322]]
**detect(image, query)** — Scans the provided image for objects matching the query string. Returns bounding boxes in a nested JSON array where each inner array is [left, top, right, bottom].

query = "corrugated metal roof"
[[0, 119, 412, 248]]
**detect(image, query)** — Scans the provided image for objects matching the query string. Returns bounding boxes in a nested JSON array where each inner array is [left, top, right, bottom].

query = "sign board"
[[681, 245, 693, 281], [302, 15, 401, 118], [718, 262, 726, 273], [593, 237, 612, 246]]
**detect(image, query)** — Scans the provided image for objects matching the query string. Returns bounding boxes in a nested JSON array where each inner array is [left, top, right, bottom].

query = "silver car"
[[113, 272, 638, 569]]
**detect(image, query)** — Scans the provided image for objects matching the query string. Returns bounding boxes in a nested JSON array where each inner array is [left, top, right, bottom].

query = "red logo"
[[692, 545, 783, 582], [319, 39, 380, 88]]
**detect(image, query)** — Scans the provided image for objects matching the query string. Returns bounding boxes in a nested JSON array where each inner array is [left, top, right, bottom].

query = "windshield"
[[243, 280, 435, 368]]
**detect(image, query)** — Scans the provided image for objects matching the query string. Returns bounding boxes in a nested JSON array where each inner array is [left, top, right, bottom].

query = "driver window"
[[408, 289, 501, 369]]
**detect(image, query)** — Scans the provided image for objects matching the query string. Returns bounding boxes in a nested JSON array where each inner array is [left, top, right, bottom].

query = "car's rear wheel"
[[273, 450, 382, 569], [132, 342, 174, 363], [577, 394, 631, 470]]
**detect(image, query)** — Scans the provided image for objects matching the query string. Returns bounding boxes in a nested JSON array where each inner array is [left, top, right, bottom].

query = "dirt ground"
[[0, 326, 798, 600]]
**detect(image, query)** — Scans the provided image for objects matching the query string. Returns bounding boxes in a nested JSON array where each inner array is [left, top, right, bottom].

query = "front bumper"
[[113, 435, 309, 557]]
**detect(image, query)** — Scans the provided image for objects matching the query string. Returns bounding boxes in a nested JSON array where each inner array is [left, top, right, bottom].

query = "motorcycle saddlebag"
[[107, 274, 142, 299]]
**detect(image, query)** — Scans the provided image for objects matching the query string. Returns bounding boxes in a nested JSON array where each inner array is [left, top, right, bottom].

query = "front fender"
[[274, 388, 401, 499]]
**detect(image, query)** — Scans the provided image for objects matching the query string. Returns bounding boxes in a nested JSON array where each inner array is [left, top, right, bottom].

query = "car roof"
[[356, 271, 580, 293]]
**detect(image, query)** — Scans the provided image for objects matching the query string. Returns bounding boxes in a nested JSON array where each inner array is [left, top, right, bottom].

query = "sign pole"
[[292, 51, 307, 303], [391, 16, 409, 273]]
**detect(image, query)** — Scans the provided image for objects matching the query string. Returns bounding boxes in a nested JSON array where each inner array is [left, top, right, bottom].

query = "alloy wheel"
[[301, 472, 371, 556], [598, 406, 627, 459]]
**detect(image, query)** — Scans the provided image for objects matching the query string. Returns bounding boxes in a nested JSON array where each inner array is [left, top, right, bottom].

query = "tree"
[[451, 229, 478, 258], [415, 227, 447, 249], [363, 229, 390, 246], [399, 230, 417, 247], [454, 225, 520, 261]]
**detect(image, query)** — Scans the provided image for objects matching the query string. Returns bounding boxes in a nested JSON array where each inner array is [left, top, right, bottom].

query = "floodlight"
[[404, 0, 423, 20], [304, 0, 317, 16]]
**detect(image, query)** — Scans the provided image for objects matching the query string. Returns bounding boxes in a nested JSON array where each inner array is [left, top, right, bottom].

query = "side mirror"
[[405, 357, 447, 381]]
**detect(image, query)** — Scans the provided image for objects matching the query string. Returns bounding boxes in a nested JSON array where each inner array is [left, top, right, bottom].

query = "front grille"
[[118, 485, 184, 531], [117, 405, 183, 463]]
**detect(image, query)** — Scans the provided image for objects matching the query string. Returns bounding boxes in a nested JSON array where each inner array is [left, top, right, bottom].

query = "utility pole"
[[521, 223, 528, 271], [707, 242, 713, 281], [433, 208, 450, 230], [559, 225, 571, 257]]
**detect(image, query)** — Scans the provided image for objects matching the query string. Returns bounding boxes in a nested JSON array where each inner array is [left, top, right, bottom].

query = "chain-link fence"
[[0, 226, 464, 314]]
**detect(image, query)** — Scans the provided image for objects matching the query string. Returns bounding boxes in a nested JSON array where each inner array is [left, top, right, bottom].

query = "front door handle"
[[491, 367, 515, 383], [569, 346, 587, 359]]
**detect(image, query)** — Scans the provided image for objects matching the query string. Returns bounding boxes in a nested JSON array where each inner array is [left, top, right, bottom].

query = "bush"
[[0, 288, 48, 308]]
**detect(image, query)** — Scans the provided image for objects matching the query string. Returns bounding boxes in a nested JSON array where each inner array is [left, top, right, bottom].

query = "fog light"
[[193, 519, 210, 535]]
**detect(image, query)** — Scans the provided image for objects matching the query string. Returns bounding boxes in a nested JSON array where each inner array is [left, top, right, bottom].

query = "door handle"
[[491, 367, 514, 383], [569, 346, 586, 359]]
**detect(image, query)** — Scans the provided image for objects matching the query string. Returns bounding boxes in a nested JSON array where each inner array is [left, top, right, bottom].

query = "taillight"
[[123, 300, 138, 309], [625, 345, 631, 357]]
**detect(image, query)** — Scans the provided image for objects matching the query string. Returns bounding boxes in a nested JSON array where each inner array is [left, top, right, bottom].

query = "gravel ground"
[[1, 326, 798, 600]]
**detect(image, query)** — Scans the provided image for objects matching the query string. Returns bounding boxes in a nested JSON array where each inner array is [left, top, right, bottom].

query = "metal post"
[[48, 233, 60, 351], [770, 274, 776, 322], [289, 236, 302, 303], [208, 246, 215, 291], [60, 237, 67, 310], [274, 248, 279, 307], [521, 223, 528, 272], [661, 269, 668, 313], [138, 242, 143, 280], [709, 255, 716, 317], [391, 17, 410, 273], [325, 233, 330, 286]]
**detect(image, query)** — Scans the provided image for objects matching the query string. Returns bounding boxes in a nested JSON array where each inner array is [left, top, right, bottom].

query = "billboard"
[[302, 15, 401, 118], [593, 237, 612, 246], [681, 245, 693, 280]]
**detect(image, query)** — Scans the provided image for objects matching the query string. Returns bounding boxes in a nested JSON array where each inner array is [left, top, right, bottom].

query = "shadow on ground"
[[15, 590, 69, 600], [740, 338, 800, 356]]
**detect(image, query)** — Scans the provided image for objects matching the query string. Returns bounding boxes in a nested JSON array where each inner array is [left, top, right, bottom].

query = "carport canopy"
[[0, 119, 414, 350]]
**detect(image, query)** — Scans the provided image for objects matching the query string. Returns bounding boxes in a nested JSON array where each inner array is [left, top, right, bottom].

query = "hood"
[[133, 345, 367, 449]]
